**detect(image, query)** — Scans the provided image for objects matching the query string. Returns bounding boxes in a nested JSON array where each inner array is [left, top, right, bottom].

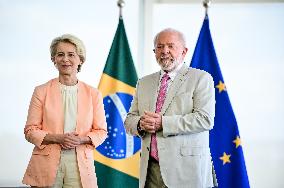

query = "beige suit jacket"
[[125, 64, 216, 188], [22, 78, 107, 188]]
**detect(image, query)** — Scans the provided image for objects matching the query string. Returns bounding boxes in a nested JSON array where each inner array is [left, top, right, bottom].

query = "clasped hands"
[[43, 132, 91, 150], [59, 132, 82, 150], [140, 111, 162, 134]]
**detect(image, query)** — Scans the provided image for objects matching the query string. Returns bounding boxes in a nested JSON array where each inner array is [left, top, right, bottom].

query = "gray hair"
[[50, 34, 86, 72], [153, 28, 186, 48]]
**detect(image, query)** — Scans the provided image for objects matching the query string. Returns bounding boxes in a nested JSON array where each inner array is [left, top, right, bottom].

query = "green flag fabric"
[[94, 17, 140, 188]]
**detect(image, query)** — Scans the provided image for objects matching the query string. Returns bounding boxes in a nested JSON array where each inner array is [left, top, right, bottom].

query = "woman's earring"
[[77, 64, 82, 72]]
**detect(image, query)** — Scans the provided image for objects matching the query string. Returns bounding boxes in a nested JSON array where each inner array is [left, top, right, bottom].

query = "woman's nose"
[[63, 55, 69, 61]]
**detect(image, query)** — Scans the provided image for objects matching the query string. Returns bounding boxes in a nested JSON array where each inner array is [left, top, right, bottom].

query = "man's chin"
[[161, 64, 176, 72]]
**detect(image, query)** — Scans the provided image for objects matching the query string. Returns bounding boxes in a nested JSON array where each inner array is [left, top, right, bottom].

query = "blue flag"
[[190, 14, 250, 188]]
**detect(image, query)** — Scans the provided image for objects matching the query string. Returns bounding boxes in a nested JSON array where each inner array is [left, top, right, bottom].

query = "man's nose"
[[162, 46, 169, 53]]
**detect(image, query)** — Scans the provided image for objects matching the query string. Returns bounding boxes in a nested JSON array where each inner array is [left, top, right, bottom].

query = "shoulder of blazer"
[[78, 80, 99, 92], [139, 70, 160, 83], [35, 78, 55, 90], [32, 78, 56, 102], [188, 67, 213, 79], [78, 80, 102, 98]]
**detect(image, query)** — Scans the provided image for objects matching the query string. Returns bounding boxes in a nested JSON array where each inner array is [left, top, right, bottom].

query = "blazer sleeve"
[[162, 72, 215, 137], [24, 86, 48, 149], [124, 80, 142, 137], [87, 89, 108, 147]]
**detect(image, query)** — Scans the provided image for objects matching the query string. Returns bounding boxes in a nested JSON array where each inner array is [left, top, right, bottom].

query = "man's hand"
[[140, 111, 162, 133]]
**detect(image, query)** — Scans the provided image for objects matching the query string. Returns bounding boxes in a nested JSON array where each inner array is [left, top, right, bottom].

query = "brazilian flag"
[[94, 17, 140, 188]]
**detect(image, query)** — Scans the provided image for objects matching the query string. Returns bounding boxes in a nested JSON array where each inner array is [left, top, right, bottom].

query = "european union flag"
[[190, 14, 250, 188]]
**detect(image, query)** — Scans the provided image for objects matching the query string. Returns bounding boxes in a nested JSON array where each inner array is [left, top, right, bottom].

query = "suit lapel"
[[49, 78, 64, 133], [148, 72, 160, 112], [160, 64, 189, 115], [77, 81, 88, 132]]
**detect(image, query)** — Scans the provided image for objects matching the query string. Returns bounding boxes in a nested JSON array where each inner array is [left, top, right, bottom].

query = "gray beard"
[[158, 58, 179, 72]]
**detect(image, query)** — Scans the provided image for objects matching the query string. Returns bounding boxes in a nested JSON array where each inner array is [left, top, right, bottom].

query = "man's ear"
[[183, 47, 188, 55]]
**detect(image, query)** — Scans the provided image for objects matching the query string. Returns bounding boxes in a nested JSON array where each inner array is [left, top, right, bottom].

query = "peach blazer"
[[22, 78, 107, 188]]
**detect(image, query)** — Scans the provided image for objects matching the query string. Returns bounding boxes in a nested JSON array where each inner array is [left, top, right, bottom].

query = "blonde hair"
[[50, 34, 86, 72]]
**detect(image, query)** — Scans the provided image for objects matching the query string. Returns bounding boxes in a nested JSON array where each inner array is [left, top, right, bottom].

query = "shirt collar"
[[160, 62, 184, 82]]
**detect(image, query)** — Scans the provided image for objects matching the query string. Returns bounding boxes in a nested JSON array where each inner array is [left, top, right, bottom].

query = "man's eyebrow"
[[157, 42, 175, 45]]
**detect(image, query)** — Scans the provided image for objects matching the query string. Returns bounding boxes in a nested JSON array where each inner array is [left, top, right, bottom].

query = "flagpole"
[[203, 0, 211, 17], [117, 0, 125, 19]]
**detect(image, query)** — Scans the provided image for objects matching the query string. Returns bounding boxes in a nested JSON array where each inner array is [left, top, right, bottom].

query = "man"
[[124, 28, 217, 188]]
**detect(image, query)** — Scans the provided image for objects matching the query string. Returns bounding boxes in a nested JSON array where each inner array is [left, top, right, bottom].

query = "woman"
[[22, 34, 107, 188]]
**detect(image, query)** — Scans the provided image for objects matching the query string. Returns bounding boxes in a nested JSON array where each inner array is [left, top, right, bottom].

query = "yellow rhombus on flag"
[[94, 17, 140, 188]]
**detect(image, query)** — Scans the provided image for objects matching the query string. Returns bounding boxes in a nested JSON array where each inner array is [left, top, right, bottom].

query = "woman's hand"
[[59, 132, 81, 150], [42, 132, 92, 150]]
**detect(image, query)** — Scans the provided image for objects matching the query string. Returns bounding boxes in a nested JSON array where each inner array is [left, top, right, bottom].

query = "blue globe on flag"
[[96, 92, 141, 159]]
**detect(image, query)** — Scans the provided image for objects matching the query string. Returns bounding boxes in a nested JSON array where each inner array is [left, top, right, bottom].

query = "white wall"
[[0, 1, 283, 187]]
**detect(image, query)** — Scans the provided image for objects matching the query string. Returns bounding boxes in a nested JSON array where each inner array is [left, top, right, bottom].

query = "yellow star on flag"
[[220, 152, 231, 165], [233, 136, 242, 148], [216, 80, 226, 93]]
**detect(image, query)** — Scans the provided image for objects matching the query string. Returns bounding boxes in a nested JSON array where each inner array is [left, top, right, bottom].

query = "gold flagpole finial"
[[117, 0, 125, 18], [203, 0, 211, 15]]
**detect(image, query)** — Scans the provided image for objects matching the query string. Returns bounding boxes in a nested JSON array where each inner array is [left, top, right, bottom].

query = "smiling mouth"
[[160, 57, 173, 62]]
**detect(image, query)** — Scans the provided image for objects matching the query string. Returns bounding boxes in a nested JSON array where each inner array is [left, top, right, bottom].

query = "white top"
[[60, 83, 78, 133]]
